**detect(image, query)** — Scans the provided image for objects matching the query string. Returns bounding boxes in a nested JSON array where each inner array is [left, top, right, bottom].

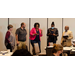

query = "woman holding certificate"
[[30, 23, 43, 55], [47, 22, 59, 46]]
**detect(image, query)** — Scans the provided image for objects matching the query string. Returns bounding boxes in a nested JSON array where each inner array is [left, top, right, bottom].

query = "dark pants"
[[31, 40, 41, 54], [47, 40, 56, 46], [6, 43, 12, 52]]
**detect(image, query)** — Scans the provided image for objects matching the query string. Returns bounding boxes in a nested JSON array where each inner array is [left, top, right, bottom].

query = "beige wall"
[[0, 18, 75, 53], [0, 18, 8, 51]]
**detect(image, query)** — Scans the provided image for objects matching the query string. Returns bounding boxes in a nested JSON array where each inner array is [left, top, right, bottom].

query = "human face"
[[51, 25, 54, 27], [58, 50, 63, 55], [23, 23, 26, 28], [10, 27, 13, 31], [35, 24, 39, 29], [65, 26, 68, 32]]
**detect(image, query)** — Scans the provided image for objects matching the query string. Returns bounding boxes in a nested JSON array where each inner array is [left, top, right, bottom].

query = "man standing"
[[61, 26, 73, 47], [16, 22, 27, 50], [47, 22, 59, 46]]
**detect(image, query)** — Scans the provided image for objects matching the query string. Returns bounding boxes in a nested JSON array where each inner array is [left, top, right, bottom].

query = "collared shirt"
[[16, 27, 27, 41]]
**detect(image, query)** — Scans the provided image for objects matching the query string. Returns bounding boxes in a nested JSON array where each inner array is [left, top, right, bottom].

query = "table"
[[0, 51, 13, 56], [63, 47, 72, 56], [45, 46, 75, 56]]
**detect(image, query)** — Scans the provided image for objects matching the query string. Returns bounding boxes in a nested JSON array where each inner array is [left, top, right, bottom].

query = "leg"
[[17, 41, 22, 50], [6, 43, 12, 52], [22, 42, 27, 49], [47, 41, 50, 46], [38, 41, 41, 53], [30, 40, 37, 55]]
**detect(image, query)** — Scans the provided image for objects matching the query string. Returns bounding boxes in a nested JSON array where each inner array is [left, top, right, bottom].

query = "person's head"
[[7, 25, 13, 31], [34, 23, 40, 29], [21, 22, 26, 28], [51, 22, 55, 29], [12, 49, 32, 56], [65, 26, 69, 32], [52, 44, 63, 56]]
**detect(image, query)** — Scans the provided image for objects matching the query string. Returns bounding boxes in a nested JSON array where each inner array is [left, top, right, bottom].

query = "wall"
[[0, 18, 75, 53], [63, 18, 75, 40], [0, 18, 8, 51]]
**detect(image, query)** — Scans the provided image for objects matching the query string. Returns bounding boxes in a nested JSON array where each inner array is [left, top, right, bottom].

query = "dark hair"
[[51, 22, 55, 25], [34, 23, 40, 28], [7, 25, 13, 30], [21, 22, 24, 26], [12, 49, 32, 56]]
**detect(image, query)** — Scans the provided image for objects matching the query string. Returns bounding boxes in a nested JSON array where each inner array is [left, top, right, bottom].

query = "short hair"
[[12, 49, 32, 56], [52, 44, 63, 53], [51, 22, 55, 25], [21, 22, 24, 26], [7, 25, 13, 30], [34, 23, 40, 28]]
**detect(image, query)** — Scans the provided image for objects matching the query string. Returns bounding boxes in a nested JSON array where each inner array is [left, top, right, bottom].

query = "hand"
[[53, 34, 56, 36], [41, 30, 43, 34], [34, 33, 38, 35], [73, 44, 75, 47], [48, 33, 52, 35], [65, 37, 68, 39], [17, 41, 19, 45]]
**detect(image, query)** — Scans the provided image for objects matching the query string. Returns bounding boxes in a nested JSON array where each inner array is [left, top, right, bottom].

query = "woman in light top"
[[5, 25, 15, 52]]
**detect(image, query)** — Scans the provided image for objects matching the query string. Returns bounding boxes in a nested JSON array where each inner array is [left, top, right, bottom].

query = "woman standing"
[[47, 22, 59, 46], [30, 23, 43, 55], [5, 25, 15, 52]]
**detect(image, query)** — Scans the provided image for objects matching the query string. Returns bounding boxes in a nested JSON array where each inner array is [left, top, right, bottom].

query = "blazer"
[[29, 28, 43, 41], [61, 30, 73, 47], [47, 28, 59, 41]]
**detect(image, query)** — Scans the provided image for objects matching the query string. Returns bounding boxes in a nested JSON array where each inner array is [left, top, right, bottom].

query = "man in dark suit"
[[47, 22, 59, 46]]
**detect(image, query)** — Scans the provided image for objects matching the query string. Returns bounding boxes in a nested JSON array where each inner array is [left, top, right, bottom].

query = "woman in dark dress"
[[47, 22, 59, 46]]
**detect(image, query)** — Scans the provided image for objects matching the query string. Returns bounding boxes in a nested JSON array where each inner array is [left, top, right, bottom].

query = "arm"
[[30, 28, 38, 36], [30, 28, 34, 36], [15, 29, 19, 44], [47, 29, 50, 36], [54, 29, 59, 37], [40, 29, 43, 37], [5, 31, 10, 43], [67, 31, 73, 40]]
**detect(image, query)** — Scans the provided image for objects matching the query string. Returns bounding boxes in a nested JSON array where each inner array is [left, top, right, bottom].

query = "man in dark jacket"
[[47, 22, 59, 46]]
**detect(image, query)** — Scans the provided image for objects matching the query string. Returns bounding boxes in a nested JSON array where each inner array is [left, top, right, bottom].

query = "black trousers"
[[6, 43, 12, 52]]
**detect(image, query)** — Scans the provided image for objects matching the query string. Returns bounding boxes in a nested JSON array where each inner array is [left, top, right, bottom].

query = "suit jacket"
[[30, 28, 43, 41], [61, 30, 73, 47], [47, 28, 59, 41]]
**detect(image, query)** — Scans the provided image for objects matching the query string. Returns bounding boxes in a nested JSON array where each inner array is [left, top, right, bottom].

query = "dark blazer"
[[47, 28, 59, 41]]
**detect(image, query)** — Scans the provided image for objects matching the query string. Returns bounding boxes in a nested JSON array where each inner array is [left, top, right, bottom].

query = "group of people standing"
[[5, 22, 73, 55]]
